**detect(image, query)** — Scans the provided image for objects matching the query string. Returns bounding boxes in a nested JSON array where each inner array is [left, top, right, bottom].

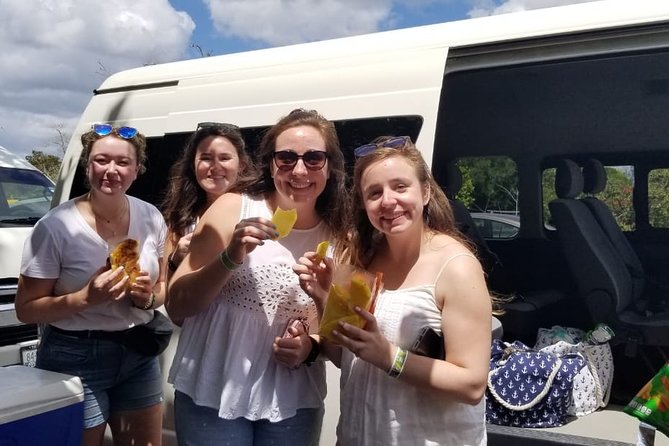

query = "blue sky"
[[169, 0, 475, 57], [0, 0, 595, 157]]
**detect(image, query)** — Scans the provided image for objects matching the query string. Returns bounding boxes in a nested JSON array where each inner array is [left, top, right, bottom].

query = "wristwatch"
[[303, 336, 320, 366]]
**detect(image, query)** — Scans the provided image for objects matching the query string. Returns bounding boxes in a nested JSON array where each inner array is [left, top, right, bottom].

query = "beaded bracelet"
[[219, 249, 242, 271], [387, 346, 408, 378]]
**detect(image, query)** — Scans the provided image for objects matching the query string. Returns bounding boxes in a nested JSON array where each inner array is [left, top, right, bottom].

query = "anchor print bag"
[[485, 339, 586, 428]]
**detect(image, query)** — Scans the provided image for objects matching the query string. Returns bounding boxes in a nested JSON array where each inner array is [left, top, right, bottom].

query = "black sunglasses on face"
[[273, 150, 328, 171], [353, 135, 412, 158]]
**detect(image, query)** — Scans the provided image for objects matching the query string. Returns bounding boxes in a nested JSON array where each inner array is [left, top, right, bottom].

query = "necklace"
[[89, 194, 129, 238]]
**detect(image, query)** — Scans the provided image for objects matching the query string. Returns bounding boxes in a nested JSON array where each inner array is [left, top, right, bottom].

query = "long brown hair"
[[341, 136, 468, 268]]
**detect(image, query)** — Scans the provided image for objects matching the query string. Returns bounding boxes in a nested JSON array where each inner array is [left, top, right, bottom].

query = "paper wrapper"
[[318, 265, 383, 342], [624, 362, 669, 438]]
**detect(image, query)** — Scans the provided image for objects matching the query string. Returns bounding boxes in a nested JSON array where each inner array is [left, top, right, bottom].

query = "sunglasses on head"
[[353, 135, 412, 158], [92, 123, 138, 139], [273, 150, 328, 171], [196, 122, 240, 132]]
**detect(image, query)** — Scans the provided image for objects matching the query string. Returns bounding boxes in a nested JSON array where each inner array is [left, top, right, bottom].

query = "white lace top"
[[168, 194, 329, 422], [337, 253, 487, 446]]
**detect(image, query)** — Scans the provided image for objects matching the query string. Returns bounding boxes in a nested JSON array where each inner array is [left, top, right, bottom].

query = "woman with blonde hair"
[[16, 124, 167, 446]]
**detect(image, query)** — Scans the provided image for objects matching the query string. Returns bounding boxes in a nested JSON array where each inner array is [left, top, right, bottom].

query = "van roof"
[[97, 0, 669, 91], [0, 146, 39, 170]]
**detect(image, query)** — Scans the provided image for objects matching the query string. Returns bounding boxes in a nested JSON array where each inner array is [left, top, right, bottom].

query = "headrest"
[[555, 159, 583, 199], [443, 162, 462, 200], [582, 158, 607, 195]]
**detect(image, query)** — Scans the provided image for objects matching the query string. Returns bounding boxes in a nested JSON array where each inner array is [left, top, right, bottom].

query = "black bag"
[[123, 311, 174, 356]]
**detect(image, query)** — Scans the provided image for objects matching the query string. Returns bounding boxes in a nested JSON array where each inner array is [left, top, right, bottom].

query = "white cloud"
[[467, 0, 599, 17], [0, 0, 195, 157], [204, 0, 394, 46]]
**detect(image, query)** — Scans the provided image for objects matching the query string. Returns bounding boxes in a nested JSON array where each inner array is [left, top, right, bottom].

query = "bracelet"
[[387, 346, 408, 378], [303, 336, 320, 366], [219, 249, 242, 271], [134, 292, 155, 310]]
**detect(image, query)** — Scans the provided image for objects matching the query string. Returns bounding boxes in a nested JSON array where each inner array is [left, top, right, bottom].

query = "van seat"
[[549, 159, 669, 347], [581, 158, 667, 313]]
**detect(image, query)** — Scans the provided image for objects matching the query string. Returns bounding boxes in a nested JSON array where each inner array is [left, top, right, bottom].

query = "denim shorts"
[[174, 390, 324, 446], [37, 326, 163, 429]]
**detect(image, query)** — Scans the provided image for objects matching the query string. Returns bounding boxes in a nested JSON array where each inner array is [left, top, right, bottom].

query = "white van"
[[0, 146, 54, 367], [55, 1, 669, 445]]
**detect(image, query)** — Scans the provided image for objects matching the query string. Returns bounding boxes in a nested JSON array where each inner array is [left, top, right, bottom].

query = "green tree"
[[542, 168, 557, 224], [649, 169, 669, 228], [598, 167, 634, 231], [25, 150, 62, 182], [456, 157, 518, 213]]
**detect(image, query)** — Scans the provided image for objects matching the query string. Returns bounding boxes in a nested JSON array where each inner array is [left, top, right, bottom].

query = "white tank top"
[[168, 194, 330, 422], [337, 253, 487, 445]]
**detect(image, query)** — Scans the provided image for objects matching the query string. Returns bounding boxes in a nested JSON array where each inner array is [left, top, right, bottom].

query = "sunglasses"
[[196, 122, 240, 132], [353, 136, 412, 158], [273, 150, 328, 171], [92, 123, 138, 139]]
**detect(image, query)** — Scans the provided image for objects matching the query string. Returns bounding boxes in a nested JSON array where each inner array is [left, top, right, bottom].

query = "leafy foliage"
[[649, 169, 669, 228], [25, 150, 62, 182], [456, 157, 518, 213]]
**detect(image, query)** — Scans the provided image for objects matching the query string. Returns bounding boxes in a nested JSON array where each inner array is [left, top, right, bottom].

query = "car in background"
[[0, 145, 54, 367], [470, 212, 520, 240]]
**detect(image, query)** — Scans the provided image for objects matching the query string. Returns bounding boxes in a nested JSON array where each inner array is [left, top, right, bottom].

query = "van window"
[[648, 168, 669, 228], [541, 164, 634, 231], [0, 167, 54, 225], [456, 156, 519, 214], [599, 165, 634, 231]]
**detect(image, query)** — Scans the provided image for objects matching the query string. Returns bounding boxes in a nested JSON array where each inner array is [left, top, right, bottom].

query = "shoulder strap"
[[434, 252, 478, 286]]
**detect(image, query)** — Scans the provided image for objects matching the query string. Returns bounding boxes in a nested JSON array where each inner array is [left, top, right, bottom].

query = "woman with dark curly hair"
[[161, 122, 256, 282]]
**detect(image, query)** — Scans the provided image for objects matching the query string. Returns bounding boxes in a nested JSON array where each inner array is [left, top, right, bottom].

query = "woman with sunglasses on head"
[[294, 136, 493, 445], [15, 124, 168, 446], [161, 123, 256, 304], [166, 108, 350, 445]]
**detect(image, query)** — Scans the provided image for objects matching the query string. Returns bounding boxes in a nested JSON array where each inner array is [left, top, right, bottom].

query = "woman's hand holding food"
[[224, 217, 278, 264], [293, 253, 333, 317], [332, 306, 395, 372], [85, 265, 129, 305]]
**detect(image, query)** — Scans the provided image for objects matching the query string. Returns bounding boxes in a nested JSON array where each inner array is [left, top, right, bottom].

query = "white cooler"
[[0, 365, 84, 445]]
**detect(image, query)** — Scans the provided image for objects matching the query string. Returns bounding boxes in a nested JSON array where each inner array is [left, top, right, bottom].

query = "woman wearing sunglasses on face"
[[166, 109, 350, 445], [15, 124, 168, 446], [161, 122, 256, 320], [294, 136, 493, 446]]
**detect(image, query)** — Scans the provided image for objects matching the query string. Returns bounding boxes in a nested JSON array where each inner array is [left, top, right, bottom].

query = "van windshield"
[[0, 167, 54, 226]]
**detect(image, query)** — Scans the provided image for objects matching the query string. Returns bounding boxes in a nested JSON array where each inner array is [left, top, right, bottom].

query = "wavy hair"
[[161, 124, 256, 240]]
